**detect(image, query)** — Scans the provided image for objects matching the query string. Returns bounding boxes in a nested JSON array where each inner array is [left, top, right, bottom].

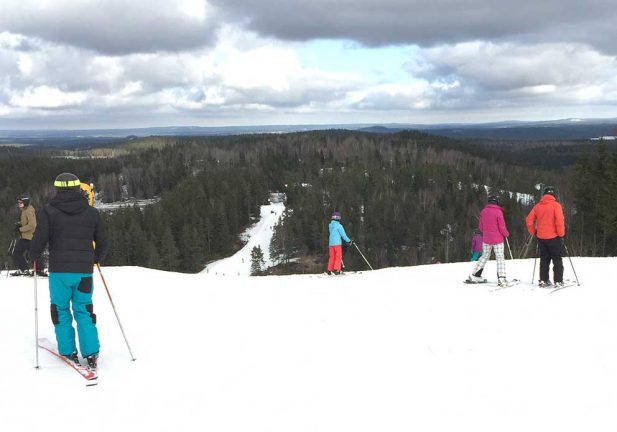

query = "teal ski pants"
[[49, 273, 99, 357]]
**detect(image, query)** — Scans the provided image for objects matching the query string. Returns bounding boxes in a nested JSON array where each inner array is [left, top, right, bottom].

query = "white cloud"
[[10, 85, 87, 109], [405, 42, 617, 110]]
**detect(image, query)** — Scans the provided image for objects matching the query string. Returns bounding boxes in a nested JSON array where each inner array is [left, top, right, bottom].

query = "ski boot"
[[85, 354, 98, 371], [467, 275, 486, 283], [64, 352, 81, 367]]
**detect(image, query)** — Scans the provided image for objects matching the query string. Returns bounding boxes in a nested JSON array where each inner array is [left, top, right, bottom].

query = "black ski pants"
[[12, 238, 31, 271], [538, 237, 564, 283]]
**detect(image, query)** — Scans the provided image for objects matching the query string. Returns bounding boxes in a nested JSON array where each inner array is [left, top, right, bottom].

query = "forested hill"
[[1, 130, 615, 273]]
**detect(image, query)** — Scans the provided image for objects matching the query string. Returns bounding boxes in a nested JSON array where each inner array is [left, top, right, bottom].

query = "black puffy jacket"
[[30, 189, 109, 273]]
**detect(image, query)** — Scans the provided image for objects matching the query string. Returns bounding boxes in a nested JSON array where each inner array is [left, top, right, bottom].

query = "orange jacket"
[[526, 195, 565, 239]]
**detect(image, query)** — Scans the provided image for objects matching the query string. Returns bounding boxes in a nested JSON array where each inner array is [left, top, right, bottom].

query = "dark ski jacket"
[[30, 189, 108, 273]]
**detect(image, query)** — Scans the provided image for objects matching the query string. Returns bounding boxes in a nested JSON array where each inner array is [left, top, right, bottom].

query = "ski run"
[[1, 203, 616, 432]]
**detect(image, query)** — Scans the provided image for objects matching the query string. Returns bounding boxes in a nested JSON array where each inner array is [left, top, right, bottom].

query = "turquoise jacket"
[[329, 220, 351, 246]]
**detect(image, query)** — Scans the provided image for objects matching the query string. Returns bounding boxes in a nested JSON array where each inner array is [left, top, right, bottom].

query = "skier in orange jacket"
[[526, 186, 565, 287]]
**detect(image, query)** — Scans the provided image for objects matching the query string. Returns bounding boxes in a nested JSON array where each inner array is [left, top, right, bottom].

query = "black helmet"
[[543, 186, 556, 196], [17, 193, 31, 206], [487, 195, 500, 205], [54, 172, 80, 189]]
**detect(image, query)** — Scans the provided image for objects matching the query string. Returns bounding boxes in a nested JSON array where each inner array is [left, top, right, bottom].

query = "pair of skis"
[[37, 338, 98, 386], [545, 280, 578, 294], [464, 278, 520, 290], [463, 278, 577, 293]]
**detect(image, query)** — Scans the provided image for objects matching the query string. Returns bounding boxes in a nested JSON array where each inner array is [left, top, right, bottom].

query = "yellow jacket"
[[19, 205, 37, 240]]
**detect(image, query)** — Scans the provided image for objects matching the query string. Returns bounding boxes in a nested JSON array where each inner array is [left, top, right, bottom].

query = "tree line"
[[1, 130, 612, 274]]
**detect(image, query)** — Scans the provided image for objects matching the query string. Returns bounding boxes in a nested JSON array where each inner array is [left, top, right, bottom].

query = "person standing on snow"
[[467, 195, 510, 286], [470, 229, 483, 261], [11, 194, 37, 276], [30, 173, 108, 371], [525, 185, 565, 288], [327, 211, 352, 275]]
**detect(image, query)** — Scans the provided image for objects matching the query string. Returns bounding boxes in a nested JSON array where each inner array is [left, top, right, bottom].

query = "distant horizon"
[[1, 116, 617, 133]]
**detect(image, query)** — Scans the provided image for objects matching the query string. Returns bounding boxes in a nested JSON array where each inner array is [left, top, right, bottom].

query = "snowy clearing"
[[203, 202, 285, 276]]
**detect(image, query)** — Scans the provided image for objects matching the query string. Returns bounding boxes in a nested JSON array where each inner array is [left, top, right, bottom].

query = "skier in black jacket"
[[30, 173, 108, 370]]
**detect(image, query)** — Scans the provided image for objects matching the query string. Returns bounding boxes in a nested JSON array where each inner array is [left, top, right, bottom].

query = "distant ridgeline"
[[0, 130, 615, 273]]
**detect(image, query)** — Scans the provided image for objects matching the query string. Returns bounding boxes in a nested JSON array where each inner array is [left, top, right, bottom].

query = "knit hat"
[[332, 211, 341, 220], [54, 173, 80, 189]]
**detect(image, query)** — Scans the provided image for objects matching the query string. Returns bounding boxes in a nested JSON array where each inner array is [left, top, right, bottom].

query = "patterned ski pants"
[[472, 243, 506, 278]]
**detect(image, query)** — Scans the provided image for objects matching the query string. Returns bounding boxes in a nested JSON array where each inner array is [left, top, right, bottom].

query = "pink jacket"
[[478, 204, 510, 245]]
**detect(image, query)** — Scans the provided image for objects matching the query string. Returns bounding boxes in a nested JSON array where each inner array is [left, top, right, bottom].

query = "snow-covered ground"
[[203, 202, 285, 276], [1, 255, 616, 432]]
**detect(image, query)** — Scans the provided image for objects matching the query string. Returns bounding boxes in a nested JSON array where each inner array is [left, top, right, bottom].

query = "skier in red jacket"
[[526, 186, 566, 288]]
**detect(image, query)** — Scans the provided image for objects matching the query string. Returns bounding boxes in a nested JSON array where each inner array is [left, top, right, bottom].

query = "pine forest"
[[1, 130, 616, 274]]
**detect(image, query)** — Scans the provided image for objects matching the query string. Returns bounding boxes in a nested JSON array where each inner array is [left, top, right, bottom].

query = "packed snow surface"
[[1, 256, 616, 432], [203, 202, 285, 276]]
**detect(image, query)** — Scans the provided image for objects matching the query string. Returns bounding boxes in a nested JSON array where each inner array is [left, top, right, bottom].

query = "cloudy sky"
[[1, 0, 617, 129]]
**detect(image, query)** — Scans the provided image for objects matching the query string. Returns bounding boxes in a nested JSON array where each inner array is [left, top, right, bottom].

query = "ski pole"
[[34, 260, 40, 369], [562, 240, 581, 286], [96, 264, 136, 361], [531, 241, 538, 284], [520, 234, 533, 259], [5, 239, 17, 278], [353, 243, 374, 270], [505, 237, 514, 260]]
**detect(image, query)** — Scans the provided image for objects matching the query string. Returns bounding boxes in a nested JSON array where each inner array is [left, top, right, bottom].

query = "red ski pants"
[[327, 245, 343, 272]]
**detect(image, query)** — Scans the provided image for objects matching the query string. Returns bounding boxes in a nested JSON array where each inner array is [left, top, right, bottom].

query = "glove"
[[14, 222, 21, 233], [348, 240, 354, 245]]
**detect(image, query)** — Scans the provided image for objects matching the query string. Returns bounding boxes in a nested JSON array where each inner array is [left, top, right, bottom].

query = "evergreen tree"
[[250, 246, 265, 275]]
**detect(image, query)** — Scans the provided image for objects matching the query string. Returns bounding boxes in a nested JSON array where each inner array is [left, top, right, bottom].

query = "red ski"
[[38, 338, 98, 385]]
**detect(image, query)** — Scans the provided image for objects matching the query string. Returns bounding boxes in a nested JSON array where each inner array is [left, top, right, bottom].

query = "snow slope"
[[203, 202, 285, 276], [1, 256, 616, 432]]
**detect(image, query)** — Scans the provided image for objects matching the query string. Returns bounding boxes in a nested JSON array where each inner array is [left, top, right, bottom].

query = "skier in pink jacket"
[[467, 195, 510, 286]]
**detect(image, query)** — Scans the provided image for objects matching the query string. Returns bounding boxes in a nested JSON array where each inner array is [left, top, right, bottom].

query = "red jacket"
[[526, 195, 565, 239]]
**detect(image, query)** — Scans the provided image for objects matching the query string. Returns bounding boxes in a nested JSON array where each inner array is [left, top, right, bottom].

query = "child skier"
[[470, 229, 483, 261], [467, 195, 510, 286], [327, 211, 352, 275]]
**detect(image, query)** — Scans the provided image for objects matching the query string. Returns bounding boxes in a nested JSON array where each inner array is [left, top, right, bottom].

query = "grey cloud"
[[212, 0, 617, 53], [0, 1, 221, 55]]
